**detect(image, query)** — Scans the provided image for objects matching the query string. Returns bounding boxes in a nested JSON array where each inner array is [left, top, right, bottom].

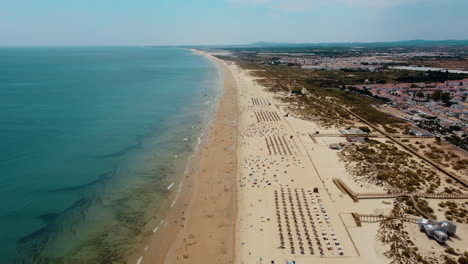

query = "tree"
[[359, 126, 371, 133], [432, 90, 443, 101], [431, 90, 451, 105], [441, 92, 451, 105], [449, 126, 461, 131]]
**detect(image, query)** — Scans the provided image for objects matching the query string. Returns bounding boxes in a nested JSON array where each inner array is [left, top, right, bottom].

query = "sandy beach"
[[129, 50, 467, 264], [3, 1, 468, 263], [231, 63, 364, 263], [128, 50, 238, 264], [229, 56, 467, 263]]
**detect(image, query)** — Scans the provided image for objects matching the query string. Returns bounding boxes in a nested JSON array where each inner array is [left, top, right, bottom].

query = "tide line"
[[136, 256, 143, 264], [153, 219, 165, 233], [170, 182, 184, 208]]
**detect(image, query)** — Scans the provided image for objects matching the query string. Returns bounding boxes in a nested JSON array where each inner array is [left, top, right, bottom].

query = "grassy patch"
[[339, 141, 439, 193]]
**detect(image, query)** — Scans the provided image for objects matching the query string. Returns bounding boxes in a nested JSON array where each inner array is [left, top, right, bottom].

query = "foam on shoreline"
[[127, 49, 238, 264], [9, 48, 224, 264]]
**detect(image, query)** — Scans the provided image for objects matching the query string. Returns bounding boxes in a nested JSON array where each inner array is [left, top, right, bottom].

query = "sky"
[[1, 0, 468, 46]]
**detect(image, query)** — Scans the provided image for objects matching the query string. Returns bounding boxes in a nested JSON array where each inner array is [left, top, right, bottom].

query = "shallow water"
[[0, 47, 222, 263]]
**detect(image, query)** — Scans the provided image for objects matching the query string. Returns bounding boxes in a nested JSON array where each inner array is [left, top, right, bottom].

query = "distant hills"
[[180, 40, 468, 49], [171, 40, 468, 51], [241, 40, 468, 48]]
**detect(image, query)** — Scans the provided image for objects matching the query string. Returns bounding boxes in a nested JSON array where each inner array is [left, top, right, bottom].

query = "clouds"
[[229, 0, 428, 12]]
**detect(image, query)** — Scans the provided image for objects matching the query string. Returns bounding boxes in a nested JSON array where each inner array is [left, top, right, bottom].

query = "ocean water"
[[0, 47, 222, 263]]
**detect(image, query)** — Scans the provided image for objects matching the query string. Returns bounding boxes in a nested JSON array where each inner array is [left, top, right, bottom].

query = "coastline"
[[1, 47, 227, 264], [128, 50, 238, 264]]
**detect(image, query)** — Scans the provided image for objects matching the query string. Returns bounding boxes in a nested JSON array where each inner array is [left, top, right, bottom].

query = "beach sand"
[[128, 53, 393, 264], [128, 50, 238, 264], [129, 51, 467, 264], [228, 59, 467, 264], [231, 62, 363, 264]]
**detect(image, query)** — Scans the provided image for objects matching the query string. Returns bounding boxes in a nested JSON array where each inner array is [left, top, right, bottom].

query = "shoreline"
[[5, 47, 227, 264], [128, 49, 238, 264], [122, 90, 221, 264]]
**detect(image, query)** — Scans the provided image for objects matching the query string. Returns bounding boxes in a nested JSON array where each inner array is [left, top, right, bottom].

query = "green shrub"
[[446, 248, 458, 256], [445, 256, 457, 264], [359, 126, 371, 133], [459, 256, 468, 264]]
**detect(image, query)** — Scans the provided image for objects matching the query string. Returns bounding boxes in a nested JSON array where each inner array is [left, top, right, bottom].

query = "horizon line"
[[1, 39, 468, 48]]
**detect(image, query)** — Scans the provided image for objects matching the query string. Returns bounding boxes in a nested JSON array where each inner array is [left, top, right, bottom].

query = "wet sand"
[[128, 50, 238, 264]]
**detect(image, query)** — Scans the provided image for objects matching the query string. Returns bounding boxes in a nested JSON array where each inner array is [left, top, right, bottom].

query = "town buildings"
[[348, 79, 468, 135]]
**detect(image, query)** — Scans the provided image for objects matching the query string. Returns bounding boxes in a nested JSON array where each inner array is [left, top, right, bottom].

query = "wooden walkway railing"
[[410, 195, 432, 219], [356, 192, 468, 200], [337, 106, 468, 187], [333, 178, 468, 202], [353, 213, 419, 224], [333, 179, 358, 202], [311, 133, 434, 139], [308, 134, 318, 144]]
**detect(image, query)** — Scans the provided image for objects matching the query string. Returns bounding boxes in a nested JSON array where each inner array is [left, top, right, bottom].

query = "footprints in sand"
[[181, 234, 197, 259], [239, 156, 304, 188], [242, 123, 288, 138]]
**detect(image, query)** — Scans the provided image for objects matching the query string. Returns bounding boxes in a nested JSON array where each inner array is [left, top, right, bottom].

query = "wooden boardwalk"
[[312, 133, 379, 138], [308, 133, 318, 144], [333, 179, 358, 202], [410, 195, 432, 219], [333, 178, 468, 202], [353, 213, 419, 225], [310, 133, 435, 139], [357, 192, 468, 200]]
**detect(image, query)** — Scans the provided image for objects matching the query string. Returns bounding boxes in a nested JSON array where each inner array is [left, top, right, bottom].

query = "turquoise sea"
[[0, 47, 222, 263]]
